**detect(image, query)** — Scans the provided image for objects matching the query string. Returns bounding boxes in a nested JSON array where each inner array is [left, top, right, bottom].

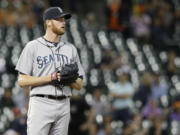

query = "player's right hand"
[[51, 71, 61, 85], [57, 72, 61, 82]]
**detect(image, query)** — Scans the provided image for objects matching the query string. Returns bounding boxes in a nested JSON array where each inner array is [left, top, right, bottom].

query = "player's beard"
[[52, 21, 65, 35]]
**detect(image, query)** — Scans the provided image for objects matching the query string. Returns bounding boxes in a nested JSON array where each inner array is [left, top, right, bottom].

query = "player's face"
[[51, 17, 66, 35]]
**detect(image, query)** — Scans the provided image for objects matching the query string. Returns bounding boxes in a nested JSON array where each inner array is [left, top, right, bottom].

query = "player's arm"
[[70, 77, 83, 90], [18, 73, 51, 88], [18, 72, 60, 88]]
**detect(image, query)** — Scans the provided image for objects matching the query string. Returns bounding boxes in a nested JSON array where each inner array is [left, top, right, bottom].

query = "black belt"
[[31, 94, 69, 100]]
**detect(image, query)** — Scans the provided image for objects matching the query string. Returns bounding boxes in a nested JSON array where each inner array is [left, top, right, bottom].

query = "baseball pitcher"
[[15, 7, 85, 135]]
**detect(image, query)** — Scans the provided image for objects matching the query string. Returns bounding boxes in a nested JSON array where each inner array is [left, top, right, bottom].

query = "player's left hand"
[[59, 62, 79, 86]]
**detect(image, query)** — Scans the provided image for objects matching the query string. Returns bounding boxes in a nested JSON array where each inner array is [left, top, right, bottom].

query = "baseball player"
[[15, 7, 85, 135]]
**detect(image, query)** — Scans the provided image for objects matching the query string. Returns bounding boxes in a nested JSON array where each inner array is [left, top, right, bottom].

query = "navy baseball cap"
[[43, 7, 71, 22]]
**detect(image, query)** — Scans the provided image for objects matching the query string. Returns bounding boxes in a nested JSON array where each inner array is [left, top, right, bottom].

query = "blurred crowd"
[[1, 0, 180, 45], [0, 0, 180, 135], [0, 0, 64, 27], [66, 48, 180, 135], [0, 0, 46, 27], [106, 0, 180, 45], [1, 69, 180, 135], [0, 0, 179, 46], [1, 41, 180, 135]]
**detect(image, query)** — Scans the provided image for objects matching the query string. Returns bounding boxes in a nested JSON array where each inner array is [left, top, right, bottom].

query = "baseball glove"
[[51, 63, 79, 86], [60, 63, 79, 86]]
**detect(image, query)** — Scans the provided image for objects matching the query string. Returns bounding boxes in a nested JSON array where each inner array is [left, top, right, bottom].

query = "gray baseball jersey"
[[15, 37, 85, 96], [15, 37, 85, 135]]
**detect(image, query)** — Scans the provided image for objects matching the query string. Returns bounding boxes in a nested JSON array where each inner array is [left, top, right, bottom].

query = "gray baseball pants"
[[27, 96, 70, 135]]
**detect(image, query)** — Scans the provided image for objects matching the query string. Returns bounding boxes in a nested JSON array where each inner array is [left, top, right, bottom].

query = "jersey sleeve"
[[15, 43, 34, 75]]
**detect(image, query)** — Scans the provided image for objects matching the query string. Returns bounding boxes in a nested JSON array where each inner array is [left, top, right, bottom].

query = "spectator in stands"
[[86, 12, 98, 31], [16, 4, 35, 28], [91, 88, 111, 117], [141, 98, 163, 120], [96, 123, 113, 135], [168, 8, 180, 40], [151, 11, 167, 46], [82, 12, 98, 32], [134, 72, 152, 107], [148, 116, 168, 135], [130, 4, 152, 44], [164, 50, 178, 79], [79, 108, 95, 135], [0, 0, 47, 26], [130, 113, 149, 135], [145, 0, 158, 18], [88, 123, 97, 135], [109, 69, 134, 123], [106, 0, 132, 38], [120, 122, 132, 135], [110, 53, 126, 70], [96, 48, 113, 70], [103, 114, 113, 128], [2, 4, 18, 26], [97, 49, 127, 71], [10, 107, 27, 135], [12, 87, 29, 110], [170, 94, 180, 121], [69, 95, 94, 135], [31, 0, 48, 24], [151, 72, 168, 101], [106, 0, 123, 31], [0, 88, 15, 108], [162, 2, 173, 28]]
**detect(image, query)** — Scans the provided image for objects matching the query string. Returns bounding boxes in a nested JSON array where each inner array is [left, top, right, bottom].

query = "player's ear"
[[46, 20, 51, 28]]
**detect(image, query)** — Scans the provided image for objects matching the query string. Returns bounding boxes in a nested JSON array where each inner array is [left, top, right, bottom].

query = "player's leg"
[[49, 98, 71, 135], [49, 112, 70, 135], [27, 97, 56, 135]]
